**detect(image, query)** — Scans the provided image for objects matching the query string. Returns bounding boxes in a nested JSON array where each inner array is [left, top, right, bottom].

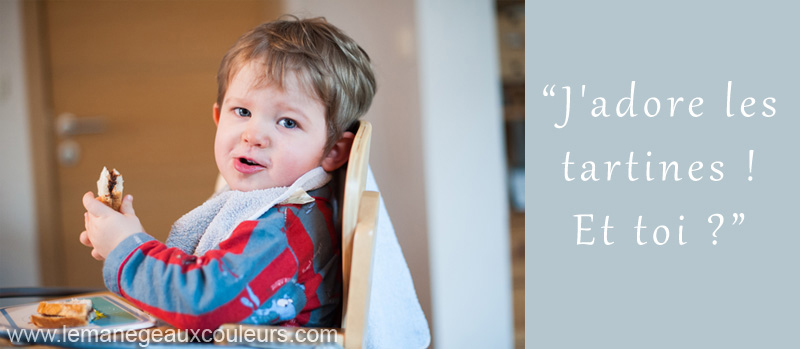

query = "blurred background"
[[0, 0, 524, 347]]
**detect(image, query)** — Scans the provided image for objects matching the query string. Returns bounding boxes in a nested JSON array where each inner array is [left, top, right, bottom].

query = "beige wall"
[[415, 1, 513, 347]]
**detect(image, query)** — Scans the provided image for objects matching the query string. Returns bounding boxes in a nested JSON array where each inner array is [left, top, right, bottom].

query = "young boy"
[[79, 17, 376, 331]]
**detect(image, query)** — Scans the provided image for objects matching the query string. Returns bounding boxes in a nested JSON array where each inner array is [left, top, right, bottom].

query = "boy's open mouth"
[[238, 157, 263, 167]]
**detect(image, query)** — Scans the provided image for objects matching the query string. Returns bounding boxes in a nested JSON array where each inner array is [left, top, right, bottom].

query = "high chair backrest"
[[339, 121, 379, 348], [341, 121, 371, 302]]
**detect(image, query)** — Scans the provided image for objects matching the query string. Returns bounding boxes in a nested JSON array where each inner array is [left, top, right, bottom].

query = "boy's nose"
[[242, 120, 270, 147]]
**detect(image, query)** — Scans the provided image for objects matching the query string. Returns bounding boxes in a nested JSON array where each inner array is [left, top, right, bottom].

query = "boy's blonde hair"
[[217, 16, 376, 154]]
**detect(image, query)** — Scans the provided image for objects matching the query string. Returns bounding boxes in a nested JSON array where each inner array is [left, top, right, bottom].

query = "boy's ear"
[[321, 131, 355, 172], [212, 103, 221, 126]]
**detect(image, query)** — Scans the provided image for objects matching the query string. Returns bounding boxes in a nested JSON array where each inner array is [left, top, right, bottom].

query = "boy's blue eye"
[[234, 107, 251, 117], [278, 118, 298, 129]]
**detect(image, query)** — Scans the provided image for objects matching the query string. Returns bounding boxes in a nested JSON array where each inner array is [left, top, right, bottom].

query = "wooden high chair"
[[219, 120, 380, 348]]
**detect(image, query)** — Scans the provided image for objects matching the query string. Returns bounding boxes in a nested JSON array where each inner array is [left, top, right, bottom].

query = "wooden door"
[[33, 1, 281, 287]]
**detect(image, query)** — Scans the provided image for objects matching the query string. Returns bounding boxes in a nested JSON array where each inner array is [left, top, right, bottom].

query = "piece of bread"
[[30, 313, 91, 328], [36, 298, 92, 317], [30, 299, 94, 328], [96, 167, 124, 211]]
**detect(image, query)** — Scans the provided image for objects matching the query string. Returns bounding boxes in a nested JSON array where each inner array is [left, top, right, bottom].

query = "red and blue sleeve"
[[102, 206, 310, 330]]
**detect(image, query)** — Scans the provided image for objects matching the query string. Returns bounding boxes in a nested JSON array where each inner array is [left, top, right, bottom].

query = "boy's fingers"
[[83, 191, 114, 216], [82, 191, 98, 210], [120, 195, 135, 216], [79, 230, 93, 247], [91, 249, 105, 261]]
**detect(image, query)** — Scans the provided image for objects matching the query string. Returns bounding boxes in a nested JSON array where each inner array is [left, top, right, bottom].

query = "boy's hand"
[[80, 191, 144, 261]]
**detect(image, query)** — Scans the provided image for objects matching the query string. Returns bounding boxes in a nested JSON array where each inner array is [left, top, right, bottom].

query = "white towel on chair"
[[364, 168, 431, 349]]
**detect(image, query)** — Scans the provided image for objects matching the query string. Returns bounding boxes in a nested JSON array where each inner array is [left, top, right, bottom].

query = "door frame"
[[23, 0, 65, 286]]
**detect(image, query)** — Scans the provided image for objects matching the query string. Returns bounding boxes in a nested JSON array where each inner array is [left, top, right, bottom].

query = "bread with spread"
[[96, 167, 123, 211], [30, 299, 94, 328]]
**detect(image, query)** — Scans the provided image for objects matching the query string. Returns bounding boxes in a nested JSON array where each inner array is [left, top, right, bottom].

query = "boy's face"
[[213, 62, 328, 191]]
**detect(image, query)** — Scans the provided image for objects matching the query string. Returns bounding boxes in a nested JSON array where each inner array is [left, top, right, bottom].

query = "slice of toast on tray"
[[30, 299, 94, 328]]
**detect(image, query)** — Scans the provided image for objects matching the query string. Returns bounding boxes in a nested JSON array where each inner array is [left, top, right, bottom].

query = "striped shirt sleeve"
[[101, 195, 340, 330]]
